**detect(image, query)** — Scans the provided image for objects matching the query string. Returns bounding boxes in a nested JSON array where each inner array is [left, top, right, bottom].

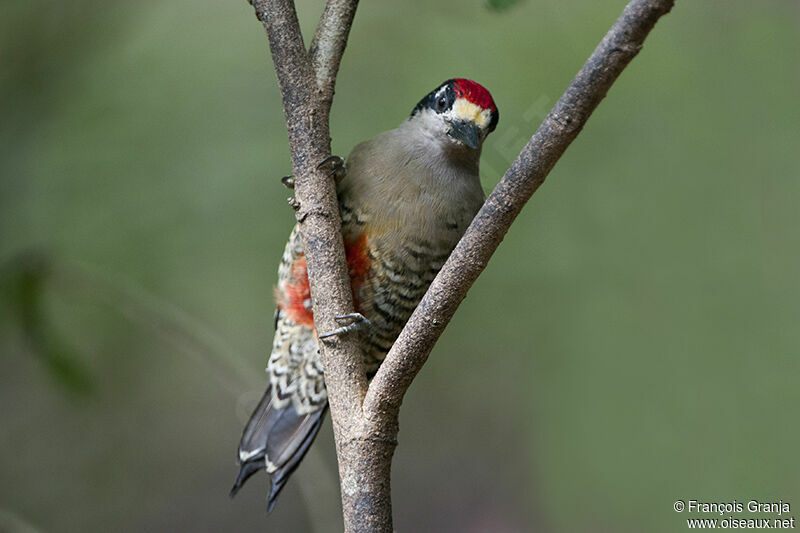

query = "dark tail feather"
[[231, 384, 328, 513]]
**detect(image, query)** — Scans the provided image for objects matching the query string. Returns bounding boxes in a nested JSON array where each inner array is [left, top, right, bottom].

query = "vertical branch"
[[249, 1, 378, 530], [250, 0, 367, 419], [310, 0, 360, 102]]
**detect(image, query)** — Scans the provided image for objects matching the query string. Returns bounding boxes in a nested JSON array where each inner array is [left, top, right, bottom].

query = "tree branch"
[[249, 0, 389, 529], [310, 0, 360, 103], [363, 0, 676, 432], [247, 0, 674, 530], [249, 0, 368, 477]]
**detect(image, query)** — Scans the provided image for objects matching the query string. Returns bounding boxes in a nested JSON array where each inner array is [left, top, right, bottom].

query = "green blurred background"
[[1, 0, 798, 531]]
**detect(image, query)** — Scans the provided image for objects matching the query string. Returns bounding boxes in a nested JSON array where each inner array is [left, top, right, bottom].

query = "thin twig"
[[310, 0, 360, 101]]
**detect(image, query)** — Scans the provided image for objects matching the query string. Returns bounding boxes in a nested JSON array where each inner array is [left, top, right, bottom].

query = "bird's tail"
[[230, 384, 328, 512]]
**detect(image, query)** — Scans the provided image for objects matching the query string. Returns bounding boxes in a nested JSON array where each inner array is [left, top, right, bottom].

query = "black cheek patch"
[[488, 108, 499, 132], [411, 81, 457, 116]]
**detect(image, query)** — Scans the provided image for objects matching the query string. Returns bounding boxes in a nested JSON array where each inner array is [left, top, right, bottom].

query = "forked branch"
[[247, 0, 675, 531], [250, 0, 368, 424]]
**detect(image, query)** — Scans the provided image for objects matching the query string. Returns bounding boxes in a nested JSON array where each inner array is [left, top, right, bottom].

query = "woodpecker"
[[231, 79, 499, 511]]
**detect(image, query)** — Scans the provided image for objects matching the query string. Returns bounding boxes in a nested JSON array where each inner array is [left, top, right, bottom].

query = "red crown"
[[451, 78, 497, 111]]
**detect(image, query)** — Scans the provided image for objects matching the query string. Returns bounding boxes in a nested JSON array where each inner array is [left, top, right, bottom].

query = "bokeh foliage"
[[1, 1, 798, 531]]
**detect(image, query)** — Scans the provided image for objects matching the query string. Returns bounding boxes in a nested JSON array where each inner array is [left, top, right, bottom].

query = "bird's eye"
[[436, 95, 448, 112]]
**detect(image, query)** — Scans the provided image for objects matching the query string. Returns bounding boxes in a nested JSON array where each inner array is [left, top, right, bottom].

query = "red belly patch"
[[279, 235, 370, 328]]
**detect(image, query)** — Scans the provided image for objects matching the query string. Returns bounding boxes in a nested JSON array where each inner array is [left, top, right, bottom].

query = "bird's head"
[[410, 78, 499, 151]]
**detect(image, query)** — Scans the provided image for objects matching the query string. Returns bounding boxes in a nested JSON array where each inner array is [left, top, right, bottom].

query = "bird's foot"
[[317, 155, 345, 181], [282, 157, 343, 190], [318, 313, 371, 340]]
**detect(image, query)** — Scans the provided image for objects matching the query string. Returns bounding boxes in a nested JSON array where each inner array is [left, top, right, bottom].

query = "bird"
[[231, 78, 499, 512]]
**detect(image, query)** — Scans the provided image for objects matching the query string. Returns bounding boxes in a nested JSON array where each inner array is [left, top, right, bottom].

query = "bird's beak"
[[447, 120, 481, 150]]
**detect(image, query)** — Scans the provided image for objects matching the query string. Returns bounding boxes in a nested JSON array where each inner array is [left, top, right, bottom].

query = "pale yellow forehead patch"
[[451, 98, 492, 129]]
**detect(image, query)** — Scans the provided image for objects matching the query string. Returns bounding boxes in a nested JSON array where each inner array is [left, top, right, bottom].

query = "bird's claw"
[[317, 155, 346, 181], [318, 313, 371, 340], [282, 158, 342, 191]]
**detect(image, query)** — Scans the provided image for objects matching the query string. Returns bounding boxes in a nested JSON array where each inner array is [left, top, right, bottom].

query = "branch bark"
[[249, 1, 377, 527], [248, 0, 674, 531], [250, 0, 367, 417]]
